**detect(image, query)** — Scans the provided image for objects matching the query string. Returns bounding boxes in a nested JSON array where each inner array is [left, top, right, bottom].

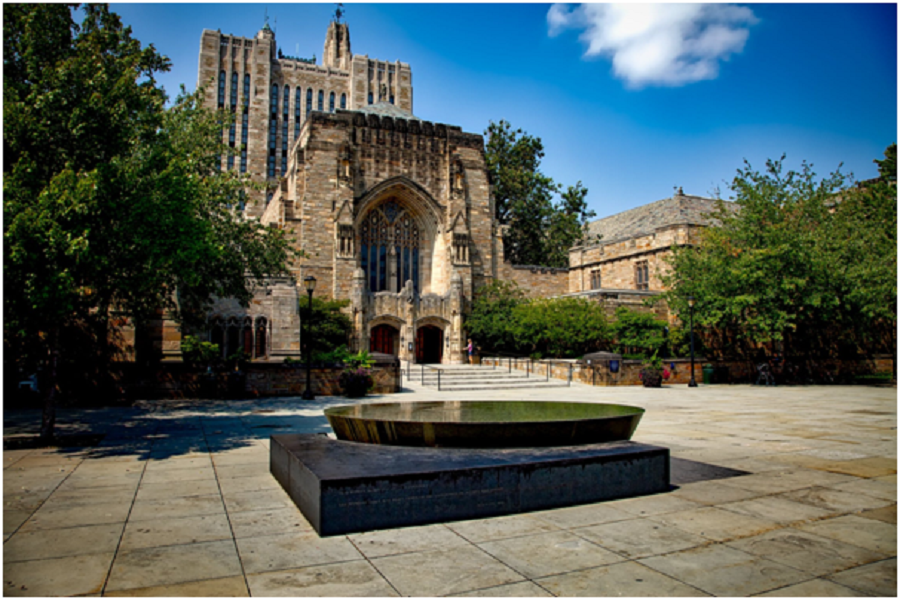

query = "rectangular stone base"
[[270, 434, 670, 536]]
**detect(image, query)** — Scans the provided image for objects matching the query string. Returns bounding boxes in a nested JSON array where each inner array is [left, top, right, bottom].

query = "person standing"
[[466, 339, 474, 364]]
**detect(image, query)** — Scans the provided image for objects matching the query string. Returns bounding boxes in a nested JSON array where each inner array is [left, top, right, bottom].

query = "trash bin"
[[702, 365, 715, 385]]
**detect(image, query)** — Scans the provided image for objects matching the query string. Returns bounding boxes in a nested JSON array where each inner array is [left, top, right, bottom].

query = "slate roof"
[[350, 102, 421, 121], [586, 194, 737, 245]]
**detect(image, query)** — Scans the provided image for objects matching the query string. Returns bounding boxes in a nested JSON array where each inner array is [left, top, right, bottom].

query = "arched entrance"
[[416, 325, 443, 364], [370, 323, 398, 356]]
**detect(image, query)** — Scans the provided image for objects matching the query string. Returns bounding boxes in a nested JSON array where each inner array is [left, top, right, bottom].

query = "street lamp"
[[302, 275, 317, 400], [688, 296, 698, 388]]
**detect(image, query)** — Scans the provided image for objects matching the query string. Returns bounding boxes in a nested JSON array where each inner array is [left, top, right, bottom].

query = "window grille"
[[635, 261, 650, 291]]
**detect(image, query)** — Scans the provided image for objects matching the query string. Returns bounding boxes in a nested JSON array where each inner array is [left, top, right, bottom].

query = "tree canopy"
[[484, 120, 595, 267], [662, 147, 896, 362], [4, 5, 295, 435], [465, 280, 609, 359]]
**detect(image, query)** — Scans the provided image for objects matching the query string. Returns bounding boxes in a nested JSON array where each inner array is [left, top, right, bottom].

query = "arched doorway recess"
[[416, 325, 443, 364]]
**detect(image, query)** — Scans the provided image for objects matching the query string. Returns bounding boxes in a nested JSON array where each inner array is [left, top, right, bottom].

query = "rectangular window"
[[590, 269, 602, 290], [635, 260, 649, 291]]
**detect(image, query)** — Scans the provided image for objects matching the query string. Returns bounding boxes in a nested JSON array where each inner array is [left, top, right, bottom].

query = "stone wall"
[[480, 355, 894, 387], [494, 264, 569, 298], [134, 361, 400, 399]]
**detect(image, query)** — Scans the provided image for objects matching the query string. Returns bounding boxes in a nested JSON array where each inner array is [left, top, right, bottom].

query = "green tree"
[[663, 150, 895, 364], [610, 307, 668, 358], [465, 280, 526, 354], [299, 297, 353, 359], [484, 121, 595, 267], [465, 280, 609, 358], [511, 296, 610, 359], [4, 5, 294, 438]]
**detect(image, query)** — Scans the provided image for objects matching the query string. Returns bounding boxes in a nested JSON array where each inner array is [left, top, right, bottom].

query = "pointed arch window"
[[340, 93, 347, 109], [360, 200, 420, 294], [329, 91, 335, 112], [317, 89, 324, 111], [306, 88, 313, 118], [255, 317, 268, 358]]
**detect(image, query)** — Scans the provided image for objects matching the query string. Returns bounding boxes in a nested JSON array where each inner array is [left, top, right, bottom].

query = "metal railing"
[[480, 354, 573, 386]]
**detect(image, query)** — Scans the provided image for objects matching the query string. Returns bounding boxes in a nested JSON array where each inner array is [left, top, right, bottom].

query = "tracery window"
[[360, 200, 420, 294]]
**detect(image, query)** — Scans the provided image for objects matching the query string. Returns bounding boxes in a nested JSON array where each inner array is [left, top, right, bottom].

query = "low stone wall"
[[481, 357, 702, 386], [481, 355, 893, 387], [133, 360, 401, 399]]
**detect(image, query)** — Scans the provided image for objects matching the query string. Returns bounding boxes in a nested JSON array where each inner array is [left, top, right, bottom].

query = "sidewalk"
[[3, 381, 896, 596]]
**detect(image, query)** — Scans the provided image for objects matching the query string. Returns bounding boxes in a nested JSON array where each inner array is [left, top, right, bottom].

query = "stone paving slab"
[[3, 382, 896, 596]]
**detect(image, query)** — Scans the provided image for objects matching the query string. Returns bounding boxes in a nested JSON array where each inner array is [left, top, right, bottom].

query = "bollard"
[[437, 369, 441, 391], [526, 360, 530, 378], [546, 361, 549, 381], [421, 364, 424, 382], [568, 364, 572, 386]]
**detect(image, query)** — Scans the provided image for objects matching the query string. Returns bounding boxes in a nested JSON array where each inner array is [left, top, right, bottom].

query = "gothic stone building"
[[154, 19, 728, 365]]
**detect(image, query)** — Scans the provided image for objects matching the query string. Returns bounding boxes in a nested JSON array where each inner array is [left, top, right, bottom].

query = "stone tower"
[[197, 18, 413, 216], [323, 21, 351, 70]]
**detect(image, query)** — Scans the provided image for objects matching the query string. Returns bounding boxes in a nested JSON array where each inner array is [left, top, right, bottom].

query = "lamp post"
[[302, 276, 317, 400], [688, 296, 698, 387]]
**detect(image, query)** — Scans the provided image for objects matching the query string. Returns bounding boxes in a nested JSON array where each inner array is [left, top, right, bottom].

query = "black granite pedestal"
[[270, 434, 670, 536]]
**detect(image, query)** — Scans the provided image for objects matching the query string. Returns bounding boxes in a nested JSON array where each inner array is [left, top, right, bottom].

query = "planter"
[[640, 368, 663, 388], [339, 368, 374, 398]]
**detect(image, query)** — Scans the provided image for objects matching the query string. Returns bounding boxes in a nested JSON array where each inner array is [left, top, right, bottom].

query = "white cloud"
[[548, 3, 757, 88]]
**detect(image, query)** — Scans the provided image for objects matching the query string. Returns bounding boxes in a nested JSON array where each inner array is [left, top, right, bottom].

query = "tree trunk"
[[40, 336, 59, 441]]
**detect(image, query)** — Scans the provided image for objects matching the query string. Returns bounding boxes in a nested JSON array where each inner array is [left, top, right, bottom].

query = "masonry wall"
[[493, 264, 570, 298], [481, 355, 894, 386], [133, 361, 400, 399]]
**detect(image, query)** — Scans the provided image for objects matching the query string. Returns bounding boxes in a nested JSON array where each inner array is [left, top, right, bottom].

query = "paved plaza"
[[3, 376, 896, 597]]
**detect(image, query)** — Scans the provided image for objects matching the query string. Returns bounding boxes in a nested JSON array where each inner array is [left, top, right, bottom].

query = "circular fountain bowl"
[[325, 401, 644, 448]]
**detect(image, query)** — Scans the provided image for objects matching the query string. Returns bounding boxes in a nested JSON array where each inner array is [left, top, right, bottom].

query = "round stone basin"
[[325, 401, 644, 448]]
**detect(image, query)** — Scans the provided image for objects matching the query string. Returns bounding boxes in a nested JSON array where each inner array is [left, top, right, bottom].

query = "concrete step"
[[412, 372, 536, 382], [420, 380, 570, 391]]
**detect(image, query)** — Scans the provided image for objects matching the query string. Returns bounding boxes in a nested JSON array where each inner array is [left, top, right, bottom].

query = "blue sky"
[[109, 3, 897, 219]]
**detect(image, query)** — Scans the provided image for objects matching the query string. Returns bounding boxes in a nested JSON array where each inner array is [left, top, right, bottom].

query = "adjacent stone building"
[[569, 192, 734, 290], [153, 17, 730, 365]]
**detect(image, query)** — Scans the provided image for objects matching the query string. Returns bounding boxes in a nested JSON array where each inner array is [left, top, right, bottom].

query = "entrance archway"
[[416, 325, 443, 364], [370, 324, 398, 356]]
